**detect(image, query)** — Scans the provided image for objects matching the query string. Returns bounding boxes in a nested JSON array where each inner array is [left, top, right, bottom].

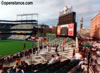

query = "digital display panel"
[[57, 23, 74, 37], [57, 12, 76, 37], [58, 12, 76, 25]]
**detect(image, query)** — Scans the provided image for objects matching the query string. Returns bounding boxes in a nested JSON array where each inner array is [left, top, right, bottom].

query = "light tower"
[[16, 13, 38, 25]]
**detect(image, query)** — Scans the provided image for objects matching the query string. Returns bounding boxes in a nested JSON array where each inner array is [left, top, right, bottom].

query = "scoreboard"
[[58, 12, 76, 25], [57, 12, 77, 37]]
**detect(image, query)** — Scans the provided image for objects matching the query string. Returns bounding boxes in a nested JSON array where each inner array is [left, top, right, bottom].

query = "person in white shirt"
[[55, 53, 61, 62], [74, 52, 82, 60], [97, 50, 100, 56], [48, 55, 56, 65]]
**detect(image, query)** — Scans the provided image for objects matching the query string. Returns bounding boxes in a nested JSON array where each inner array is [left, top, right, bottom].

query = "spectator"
[[7, 68, 12, 73], [16, 67, 22, 73], [22, 62, 30, 72], [73, 49, 75, 57], [46, 44, 49, 52], [72, 52, 82, 62], [0, 69, 3, 73], [75, 52, 82, 60], [55, 44, 59, 53], [62, 40, 65, 51], [55, 53, 61, 62], [48, 45, 51, 51], [0, 63, 3, 69], [96, 49, 100, 57], [20, 59, 28, 68], [48, 55, 56, 65], [13, 59, 20, 69], [25, 50, 30, 58]]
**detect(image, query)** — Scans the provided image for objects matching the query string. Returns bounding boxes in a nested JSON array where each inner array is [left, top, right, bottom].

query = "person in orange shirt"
[[13, 59, 20, 69], [62, 40, 65, 51]]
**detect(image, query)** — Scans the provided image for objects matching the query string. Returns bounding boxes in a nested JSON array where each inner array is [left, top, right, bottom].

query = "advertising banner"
[[57, 25, 61, 35], [68, 23, 74, 36]]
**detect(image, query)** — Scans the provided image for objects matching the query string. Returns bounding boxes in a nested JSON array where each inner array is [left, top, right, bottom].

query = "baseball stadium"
[[0, 14, 38, 57], [0, 6, 97, 73]]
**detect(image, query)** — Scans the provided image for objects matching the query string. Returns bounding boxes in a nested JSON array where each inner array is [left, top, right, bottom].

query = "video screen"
[[57, 23, 75, 37]]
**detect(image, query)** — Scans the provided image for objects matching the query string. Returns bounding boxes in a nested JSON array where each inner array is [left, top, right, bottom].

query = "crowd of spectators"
[[0, 38, 63, 73], [48, 53, 61, 65], [1, 37, 98, 73], [78, 37, 100, 73], [0, 54, 82, 73]]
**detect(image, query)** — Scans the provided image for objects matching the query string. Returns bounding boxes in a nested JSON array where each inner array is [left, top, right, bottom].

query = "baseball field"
[[0, 40, 36, 57]]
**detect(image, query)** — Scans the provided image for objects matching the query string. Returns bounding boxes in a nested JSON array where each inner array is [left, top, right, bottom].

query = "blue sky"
[[0, 0, 100, 30]]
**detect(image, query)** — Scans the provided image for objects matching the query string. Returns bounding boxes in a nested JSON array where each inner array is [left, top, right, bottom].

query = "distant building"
[[90, 13, 100, 39], [78, 17, 90, 37], [78, 28, 90, 37], [37, 24, 51, 35], [80, 17, 83, 30], [38, 24, 49, 28], [51, 26, 56, 33]]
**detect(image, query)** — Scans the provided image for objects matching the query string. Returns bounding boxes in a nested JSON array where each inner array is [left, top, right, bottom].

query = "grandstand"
[[0, 37, 83, 73], [0, 13, 84, 73], [0, 14, 38, 40], [0, 14, 38, 57]]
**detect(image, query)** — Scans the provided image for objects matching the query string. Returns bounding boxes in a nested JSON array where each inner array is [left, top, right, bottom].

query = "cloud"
[[70, 0, 100, 29], [0, 0, 99, 29]]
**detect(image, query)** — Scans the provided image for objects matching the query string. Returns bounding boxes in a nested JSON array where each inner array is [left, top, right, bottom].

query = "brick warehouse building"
[[90, 13, 100, 39]]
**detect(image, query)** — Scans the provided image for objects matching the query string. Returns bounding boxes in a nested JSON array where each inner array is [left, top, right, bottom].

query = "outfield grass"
[[0, 40, 37, 57]]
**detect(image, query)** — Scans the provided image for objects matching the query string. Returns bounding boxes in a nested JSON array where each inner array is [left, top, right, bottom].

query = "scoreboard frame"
[[56, 12, 77, 38]]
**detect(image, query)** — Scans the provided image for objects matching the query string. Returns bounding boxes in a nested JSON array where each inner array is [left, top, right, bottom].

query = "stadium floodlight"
[[17, 13, 38, 21], [17, 13, 38, 16]]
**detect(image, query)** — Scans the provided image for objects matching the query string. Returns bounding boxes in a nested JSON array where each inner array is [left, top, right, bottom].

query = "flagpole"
[[32, 39, 34, 54], [31, 36, 35, 55], [76, 37, 79, 52], [23, 36, 26, 56], [31, 36, 35, 64], [38, 40, 40, 53]]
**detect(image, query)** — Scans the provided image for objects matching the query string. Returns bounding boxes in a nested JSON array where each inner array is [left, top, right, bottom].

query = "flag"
[[32, 40, 34, 48], [46, 39, 48, 44], [42, 39, 44, 45], [76, 37, 79, 52]]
